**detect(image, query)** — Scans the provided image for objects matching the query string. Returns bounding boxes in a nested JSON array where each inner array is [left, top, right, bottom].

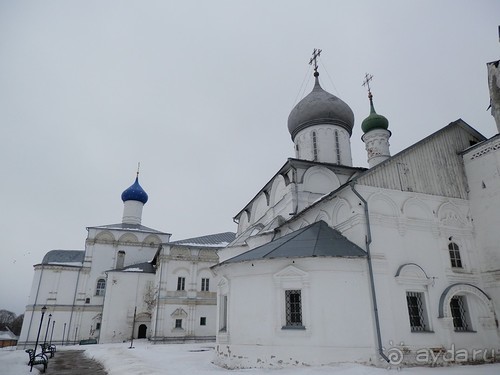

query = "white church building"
[[19, 175, 235, 346], [212, 59, 500, 367], [19, 53, 500, 368]]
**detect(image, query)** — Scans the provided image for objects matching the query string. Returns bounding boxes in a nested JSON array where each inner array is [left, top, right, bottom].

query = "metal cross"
[[309, 48, 322, 72], [362, 73, 373, 94], [136, 162, 141, 177]]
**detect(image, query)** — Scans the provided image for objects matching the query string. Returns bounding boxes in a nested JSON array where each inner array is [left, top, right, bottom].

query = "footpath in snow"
[[1, 341, 500, 375]]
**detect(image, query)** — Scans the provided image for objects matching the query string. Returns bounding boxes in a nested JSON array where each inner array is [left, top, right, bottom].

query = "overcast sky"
[[1, 1, 499, 315]]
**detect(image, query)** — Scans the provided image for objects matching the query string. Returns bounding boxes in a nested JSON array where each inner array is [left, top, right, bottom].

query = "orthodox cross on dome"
[[362, 73, 374, 98], [136, 162, 141, 177], [309, 48, 322, 74]]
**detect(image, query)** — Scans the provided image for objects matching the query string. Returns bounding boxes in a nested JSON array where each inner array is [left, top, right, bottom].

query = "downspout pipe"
[[350, 182, 390, 363], [153, 244, 163, 342]]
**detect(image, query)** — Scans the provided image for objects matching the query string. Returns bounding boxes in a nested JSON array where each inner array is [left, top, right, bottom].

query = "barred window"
[[96, 278, 106, 296], [201, 278, 209, 292], [175, 319, 182, 329], [177, 277, 185, 291], [285, 290, 303, 327], [406, 292, 429, 332], [450, 295, 471, 332], [200, 317, 206, 326], [448, 242, 462, 268]]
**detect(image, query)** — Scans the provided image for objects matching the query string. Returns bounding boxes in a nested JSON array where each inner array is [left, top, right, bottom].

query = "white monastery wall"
[[215, 257, 375, 368], [100, 271, 155, 343]]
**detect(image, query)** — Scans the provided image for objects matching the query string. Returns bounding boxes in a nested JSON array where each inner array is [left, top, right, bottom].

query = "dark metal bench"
[[25, 349, 48, 372], [40, 343, 56, 358]]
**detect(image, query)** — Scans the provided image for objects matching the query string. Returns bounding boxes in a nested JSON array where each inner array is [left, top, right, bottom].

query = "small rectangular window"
[[450, 295, 471, 331], [449, 242, 463, 268], [95, 322, 101, 330], [200, 317, 206, 326], [96, 278, 106, 296], [285, 290, 303, 327], [85, 297, 90, 304], [201, 278, 210, 292], [175, 319, 182, 329], [177, 277, 185, 291], [406, 292, 429, 332]]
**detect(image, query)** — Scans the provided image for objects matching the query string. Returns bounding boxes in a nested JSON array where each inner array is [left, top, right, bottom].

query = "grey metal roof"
[[88, 223, 169, 235], [221, 221, 366, 265], [42, 250, 85, 265], [288, 75, 355, 139], [109, 261, 155, 274], [170, 232, 236, 247]]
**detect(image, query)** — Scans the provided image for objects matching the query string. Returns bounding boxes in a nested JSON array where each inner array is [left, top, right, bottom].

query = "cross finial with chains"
[[309, 48, 322, 73], [362, 73, 374, 99]]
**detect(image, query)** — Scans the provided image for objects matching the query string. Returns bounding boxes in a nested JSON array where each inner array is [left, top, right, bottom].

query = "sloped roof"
[[108, 261, 155, 274], [220, 221, 366, 265], [42, 250, 85, 265], [170, 232, 236, 248], [88, 223, 169, 235]]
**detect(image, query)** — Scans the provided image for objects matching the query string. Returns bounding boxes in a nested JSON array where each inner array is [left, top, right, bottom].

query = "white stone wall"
[[150, 245, 218, 341], [100, 271, 155, 343], [214, 257, 375, 368]]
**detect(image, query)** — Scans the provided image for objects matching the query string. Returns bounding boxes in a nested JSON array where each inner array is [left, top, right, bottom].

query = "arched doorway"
[[138, 324, 147, 339]]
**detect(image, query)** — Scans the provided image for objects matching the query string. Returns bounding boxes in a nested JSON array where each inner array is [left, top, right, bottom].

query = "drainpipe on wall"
[[153, 244, 164, 342], [350, 182, 390, 363]]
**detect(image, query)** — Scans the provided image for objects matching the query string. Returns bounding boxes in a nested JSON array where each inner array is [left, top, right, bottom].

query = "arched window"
[[448, 242, 462, 268], [96, 278, 106, 296], [116, 250, 125, 269]]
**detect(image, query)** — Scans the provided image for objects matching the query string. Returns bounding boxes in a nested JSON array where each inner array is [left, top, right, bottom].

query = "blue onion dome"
[[121, 176, 148, 204], [288, 72, 355, 140], [361, 93, 389, 133]]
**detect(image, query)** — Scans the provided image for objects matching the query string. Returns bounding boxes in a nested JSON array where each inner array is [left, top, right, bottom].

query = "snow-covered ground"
[[2, 341, 500, 375]]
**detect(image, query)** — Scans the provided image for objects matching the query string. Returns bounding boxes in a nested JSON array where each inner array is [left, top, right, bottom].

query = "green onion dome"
[[361, 93, 389, 133]]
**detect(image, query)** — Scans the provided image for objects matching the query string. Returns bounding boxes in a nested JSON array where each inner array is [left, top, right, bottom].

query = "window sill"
[[410, 330, 434, 333], [454, 330, 476, 333], [282, 326, 305, 330]]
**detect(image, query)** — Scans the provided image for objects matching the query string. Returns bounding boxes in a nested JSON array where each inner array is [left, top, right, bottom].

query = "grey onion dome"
[[287, 73, 355, 140]]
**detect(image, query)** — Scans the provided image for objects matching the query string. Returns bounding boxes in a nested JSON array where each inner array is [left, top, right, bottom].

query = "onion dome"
[[288, 72, 355, 140], [361, 92, 389, 133], [121, 176, 148, 204]]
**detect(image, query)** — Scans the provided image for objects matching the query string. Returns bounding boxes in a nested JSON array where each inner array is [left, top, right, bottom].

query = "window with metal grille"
[[450, 295, 471, 331], [201, 278, 209, 292], [285, 290, 303, 327], [177, 277, 185, 291], [406, 292, 428, 332], [175, 319, 182, 329], [96, 279, 106, 296], [448, 242, 462, 268], [312, 131, 318, 161], [200, 317, 206, 326]]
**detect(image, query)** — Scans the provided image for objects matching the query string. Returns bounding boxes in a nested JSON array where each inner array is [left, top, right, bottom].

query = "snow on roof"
[[88, 223, 170, 235], [42, 250, 85, 265], [0, 329, 18, 340], [219, 221, 366, 265], [109, 262, 155, 274], [170, 232, 235, 248]]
